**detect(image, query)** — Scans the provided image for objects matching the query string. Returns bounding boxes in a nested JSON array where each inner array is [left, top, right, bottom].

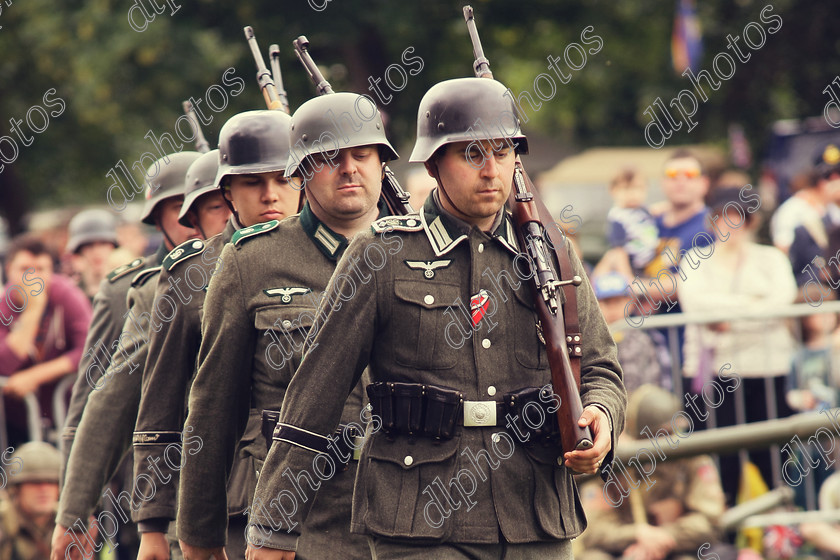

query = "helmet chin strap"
[[428, 160, 472, 219], [156, 219, 178, 251], [221, 186, 242, 226]]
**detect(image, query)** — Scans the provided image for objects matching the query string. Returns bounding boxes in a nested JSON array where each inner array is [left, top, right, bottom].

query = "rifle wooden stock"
[[508, 164, 593, 452], [292, 35, 413, 216], [244, 26, 287, 113], [181, 101, 210, 153]]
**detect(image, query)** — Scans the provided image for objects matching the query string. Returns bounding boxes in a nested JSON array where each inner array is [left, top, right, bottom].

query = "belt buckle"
[[463, 400, 497, 427]]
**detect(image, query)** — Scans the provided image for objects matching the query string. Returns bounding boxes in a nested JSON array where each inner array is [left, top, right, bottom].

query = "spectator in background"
[[788, 144, 840, 298], [64, 209, 119, 300], [593, 272, 671, 392], [0, 235, 91, 446], [678, 188, 797, 502], [642, 149, 713, 280], [579, 385, 736, 560], [0, 442, 61, 559], [772, 149, 840, 256], [595, 166, 659, 281]]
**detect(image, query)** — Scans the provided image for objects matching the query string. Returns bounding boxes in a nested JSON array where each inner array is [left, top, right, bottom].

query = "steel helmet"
[[140, 151, 202, 225], [66, 209, 119, 254], [8, 441, 61, 485], [409, 77, 528, 163], [285, 92, 398, 178], [179, 149, 221, 227], [215, 110, 292, 188]]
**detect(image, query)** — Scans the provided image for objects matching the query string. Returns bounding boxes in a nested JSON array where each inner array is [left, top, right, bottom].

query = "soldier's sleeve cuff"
[[137, 518, 170, 533], [246, 524, 298, 552], [588, 403, 617, 482]]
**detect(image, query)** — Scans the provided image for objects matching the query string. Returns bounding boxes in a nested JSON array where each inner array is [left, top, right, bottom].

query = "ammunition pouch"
[[365, 382, 464, 441], [502, 386, 561, 446]]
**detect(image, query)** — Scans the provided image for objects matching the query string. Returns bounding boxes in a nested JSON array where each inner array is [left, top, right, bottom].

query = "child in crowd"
[[603, 167, 660, 279], [593, 272, 671, 393]]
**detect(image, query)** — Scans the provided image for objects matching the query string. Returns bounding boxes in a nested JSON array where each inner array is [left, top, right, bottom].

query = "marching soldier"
[[51, 152, 202, 560], [176, 92, 398, 560], [131, 111, 300, 560], [61, 151, 202, 486], [247, 77, 626, 559], [64, 208, 120, 300]]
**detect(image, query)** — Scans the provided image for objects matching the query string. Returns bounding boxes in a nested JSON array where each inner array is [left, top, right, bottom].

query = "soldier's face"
[[192, 191, 231, 237], [156, 197, 200, 249], [430, 140, 515, 229], [226, 172, 300, 227], [304, 146, 383, 221]]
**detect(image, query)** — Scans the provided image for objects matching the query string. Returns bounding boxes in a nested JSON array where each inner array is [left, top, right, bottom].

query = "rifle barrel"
[[293, 36, 334, 96], [182, 100, 210, 153], [463, 5, 493, 78]]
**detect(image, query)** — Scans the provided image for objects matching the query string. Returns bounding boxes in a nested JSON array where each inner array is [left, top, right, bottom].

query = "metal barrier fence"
[[0, 373, 76, 449], [610, 300, 840, 514]]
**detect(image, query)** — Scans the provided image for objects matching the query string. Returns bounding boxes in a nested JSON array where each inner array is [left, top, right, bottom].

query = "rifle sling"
[[511, 164, 582, 390]]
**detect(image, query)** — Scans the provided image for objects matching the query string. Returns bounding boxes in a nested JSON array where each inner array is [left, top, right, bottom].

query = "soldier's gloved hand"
[[245, 544, 295, 560], [563, 405, 611, 474], [138, 531, 170, 560], [179, 541, 228, 560], [50, 521, 99, 560]]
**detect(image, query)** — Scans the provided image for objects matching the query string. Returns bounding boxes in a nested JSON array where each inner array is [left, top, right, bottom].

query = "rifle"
[[181, 100, 211, 153], [292, 35, 414, 216], [269, 43, 291, 113], [462, 5, 593, 453], [244, 26, 289, 113]]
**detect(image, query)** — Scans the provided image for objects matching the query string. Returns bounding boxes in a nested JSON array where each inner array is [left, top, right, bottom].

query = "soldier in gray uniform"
[[51, 152, 202, 560], [132, 111, 300, 560], [247, 77, 626, 559], [176, 92, 397, 560]]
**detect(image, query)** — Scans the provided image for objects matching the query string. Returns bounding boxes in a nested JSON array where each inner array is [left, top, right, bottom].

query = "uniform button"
[[487, 386, 497, 396], [492, 433, 501, 443], [424, 294, 435, 305], [404, 455, 414, 466], [557, 457, 564, 466], [478, 243, 485, 253], [481, 338, 491, 349], [282, 320, 292, 329], [192, 240, 203, 249]]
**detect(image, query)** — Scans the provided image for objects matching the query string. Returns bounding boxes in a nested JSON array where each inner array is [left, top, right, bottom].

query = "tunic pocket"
[[359, 432, 460, 540], [392, 280, 462, 370]]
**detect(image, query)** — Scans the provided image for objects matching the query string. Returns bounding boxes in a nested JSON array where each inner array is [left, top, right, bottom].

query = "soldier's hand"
[[138, 531, 170, 560], [51, 523, 97, 560], [178, 540, 228, 560], [245, 544, 295, 560], [563, 405, 610, 474]]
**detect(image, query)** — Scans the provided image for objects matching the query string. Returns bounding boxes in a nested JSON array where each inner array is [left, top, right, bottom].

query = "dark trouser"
[[709, 375, 794, 505], [368, 536, 572, 560], [226, 515, 249, 560]]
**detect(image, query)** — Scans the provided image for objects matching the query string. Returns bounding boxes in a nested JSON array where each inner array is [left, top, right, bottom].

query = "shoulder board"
[[232, 220, 279, 246], [107, 257, 145, 284], [164, 239, 206, 272], [371, 215, 423, 234], [131, 266, 162, 288]]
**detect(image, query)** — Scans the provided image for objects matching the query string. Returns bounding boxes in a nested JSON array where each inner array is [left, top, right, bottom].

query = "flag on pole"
[[672, 0, 703, 74]]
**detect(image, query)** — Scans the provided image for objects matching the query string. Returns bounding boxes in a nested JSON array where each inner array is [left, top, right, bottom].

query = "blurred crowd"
[[1, 144, 840, 557]]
